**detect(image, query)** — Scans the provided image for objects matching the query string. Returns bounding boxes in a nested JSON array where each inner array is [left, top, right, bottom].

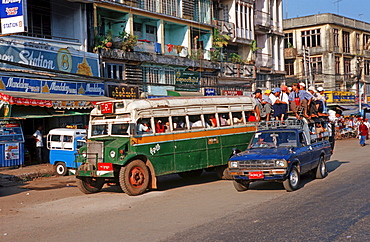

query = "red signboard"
[[100, 102, 113, 114], [98, 163, 113, 171], [221, 90, 243, 96]]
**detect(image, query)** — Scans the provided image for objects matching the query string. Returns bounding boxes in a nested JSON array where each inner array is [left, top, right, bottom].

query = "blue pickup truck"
[[229, 118, 334, 192]]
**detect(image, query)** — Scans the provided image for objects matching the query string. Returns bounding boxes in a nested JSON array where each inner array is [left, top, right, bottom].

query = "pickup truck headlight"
[[275, 160, 286, 167], [229, 161, 238, 168]]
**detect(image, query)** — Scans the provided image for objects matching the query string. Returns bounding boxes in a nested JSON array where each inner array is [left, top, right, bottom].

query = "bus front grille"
[[87, 141, 104, 167]]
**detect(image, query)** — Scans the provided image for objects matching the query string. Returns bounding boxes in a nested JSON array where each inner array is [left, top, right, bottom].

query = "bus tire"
[[76, 177, 104, 194], [119, 160, 150, 196], [54, 162, 67, 176], [216, 165, 232, 180]]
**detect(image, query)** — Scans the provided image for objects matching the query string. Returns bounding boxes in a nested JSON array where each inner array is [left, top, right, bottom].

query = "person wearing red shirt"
[[358, 118, 368, 147]]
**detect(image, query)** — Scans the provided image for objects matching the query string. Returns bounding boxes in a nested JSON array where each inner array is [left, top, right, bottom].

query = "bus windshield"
[[250, 131, 297, 148], [91, 124, 108, 136], [111, 123, 130, 135]]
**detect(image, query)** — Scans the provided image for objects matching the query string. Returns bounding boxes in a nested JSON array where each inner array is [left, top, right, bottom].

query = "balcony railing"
[[136, 0, 180, 18], [256, 52, 272, 68], [222, 62, 255, 79], [213, 20, 235, 39], [134, 40, 161, 54], [255, 10, 271, 29], [164, 44, 188, 57]]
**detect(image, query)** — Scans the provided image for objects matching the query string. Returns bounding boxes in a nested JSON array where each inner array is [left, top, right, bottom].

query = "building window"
[[104, 64, 124, 80], [335, 56, 340, 75], [364, 60, 370, 76], [26, 0, 51, 38], [356, 33, 360, 51], [311, 57, 322, 74], [344, 58, 351, 79], [284, 33, 293, 48], [364, 34, 370, 50], [343, 31, 350, 53], [301, 29, 321, 47], [142, 67, 176, 85], [235, 2, 253, 39], [285, 60, 294, 75], [333, 28, 339, 47]]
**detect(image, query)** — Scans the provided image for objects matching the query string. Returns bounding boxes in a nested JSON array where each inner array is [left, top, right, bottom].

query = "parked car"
[[47, 128, 86, 176], [229, 118, 334, 192]]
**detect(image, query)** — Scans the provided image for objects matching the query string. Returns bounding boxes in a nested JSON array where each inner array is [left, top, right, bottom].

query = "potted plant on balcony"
[[93, 29, 113, 52], [211, 29, 230, 62], [119, 31, 138, 52], [228, 53, 243, 63]]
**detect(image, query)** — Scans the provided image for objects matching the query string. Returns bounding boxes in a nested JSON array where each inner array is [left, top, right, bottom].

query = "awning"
[[0, 91, 113, 109]]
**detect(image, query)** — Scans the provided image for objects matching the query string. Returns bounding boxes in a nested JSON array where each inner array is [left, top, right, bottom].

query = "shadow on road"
[[326, 159, 348, 173]]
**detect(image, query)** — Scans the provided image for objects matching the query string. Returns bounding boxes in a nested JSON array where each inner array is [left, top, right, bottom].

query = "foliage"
[[94, 29, 113, 51], [228, 53, 242, 63], [287, 42, 294, 48], [119, 31, 138, 52], [251, 40, 262, 52], [213, 28, 230, 48], [190, 49, 205, 60]]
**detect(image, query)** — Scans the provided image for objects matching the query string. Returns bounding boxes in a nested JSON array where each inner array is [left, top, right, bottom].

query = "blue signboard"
[[0, 76, 105, 96], [0, 0, 24, 34], [0, 40, 100, 77], [204, 88, 216, 96]]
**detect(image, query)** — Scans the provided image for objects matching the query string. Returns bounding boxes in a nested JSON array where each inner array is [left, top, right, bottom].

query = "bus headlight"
[[275, 160, 286, 167], [229, 161, 238, 168], [82, 151, 87, 158], [110, 150, 116, 158]]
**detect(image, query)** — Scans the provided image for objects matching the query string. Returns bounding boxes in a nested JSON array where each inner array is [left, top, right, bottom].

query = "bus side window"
[[172, 116, 187, 131], [205, 114, 217, 128], [154, 117, 169, 133], [136, 118, 152, 135], [219, 113, 230, 126], [189, 115, 203, 129], [231, 112, 244, 125], [63, 135, 73, 150]]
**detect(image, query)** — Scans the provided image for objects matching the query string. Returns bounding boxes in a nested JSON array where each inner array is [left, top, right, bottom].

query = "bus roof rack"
[[257, 119, 304, 131]]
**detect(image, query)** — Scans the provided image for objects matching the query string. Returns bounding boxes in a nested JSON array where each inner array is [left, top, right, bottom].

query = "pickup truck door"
[[297, 132, 312, 174], [309, 140, 323, 170]]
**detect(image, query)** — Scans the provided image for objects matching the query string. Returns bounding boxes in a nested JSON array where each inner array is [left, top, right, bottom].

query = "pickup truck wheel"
[[77, 177, 104, 194], [283, 166, 300, 192], [315, 156, 327, 179], [54, 162, 67, 176], [119, 160, 150, 196], [233, 180, 250, 192]]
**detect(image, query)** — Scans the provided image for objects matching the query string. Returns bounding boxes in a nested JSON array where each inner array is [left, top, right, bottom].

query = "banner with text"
[[0, 0, 24, 34]]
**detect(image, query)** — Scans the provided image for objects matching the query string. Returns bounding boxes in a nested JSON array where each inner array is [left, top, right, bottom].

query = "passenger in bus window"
[[164, 122, 171, 132], [137, 120, 151, 134], [173, 117, 186, 129], [191, 119, 203, 128], [209, 115, 217, 127], [219, 115, 228, 126], [155, 119, 165, 133]]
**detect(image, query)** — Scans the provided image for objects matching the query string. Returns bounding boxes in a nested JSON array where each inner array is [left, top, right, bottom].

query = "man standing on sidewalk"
[[33, 126, 44, 163], [358, 119, 368, 147]]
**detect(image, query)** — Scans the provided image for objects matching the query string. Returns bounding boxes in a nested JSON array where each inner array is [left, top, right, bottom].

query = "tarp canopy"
[[0, 91, 113, 109]]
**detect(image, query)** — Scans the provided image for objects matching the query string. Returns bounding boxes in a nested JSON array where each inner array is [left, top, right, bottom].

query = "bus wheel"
[[178, 169, 203, 178], [216, 165, 232, 180], [119, 160, 150, 196], [76, 177, 105, 194], [54, 162, 67, 176]]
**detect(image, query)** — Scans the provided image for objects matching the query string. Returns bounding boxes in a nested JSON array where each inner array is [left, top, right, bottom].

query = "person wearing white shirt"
[[32, 126, 44, 163]]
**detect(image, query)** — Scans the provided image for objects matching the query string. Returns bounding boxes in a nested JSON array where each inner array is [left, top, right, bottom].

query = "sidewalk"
[[0, 164, 54, 187]]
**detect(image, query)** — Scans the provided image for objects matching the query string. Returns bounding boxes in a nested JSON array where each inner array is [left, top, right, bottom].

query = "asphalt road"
[[1, 138, 369, 242]]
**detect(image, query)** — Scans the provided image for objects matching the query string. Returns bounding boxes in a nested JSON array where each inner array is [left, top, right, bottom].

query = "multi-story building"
[[283, 13, 370, 103]]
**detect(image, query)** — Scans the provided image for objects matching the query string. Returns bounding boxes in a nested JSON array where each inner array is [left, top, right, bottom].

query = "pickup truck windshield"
[[250, 131, 297, 148]]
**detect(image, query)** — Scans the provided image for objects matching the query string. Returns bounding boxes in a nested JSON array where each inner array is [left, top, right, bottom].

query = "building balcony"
[[256, 52, 272, 69], [254, 10, 271, 33], [221, 62, 255, 79], [97, 48, 218, 70], [212, 20, 235, 39], [284, 48, 297, 59]]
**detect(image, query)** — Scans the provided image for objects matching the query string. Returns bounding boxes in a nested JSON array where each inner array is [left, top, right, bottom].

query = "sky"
[[283, 0, 370, 24]]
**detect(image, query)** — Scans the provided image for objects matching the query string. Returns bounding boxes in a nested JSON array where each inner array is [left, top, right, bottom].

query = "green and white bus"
[[74, 96, 256, 196]]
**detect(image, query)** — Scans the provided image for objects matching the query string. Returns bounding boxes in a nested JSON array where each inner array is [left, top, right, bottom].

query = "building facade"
[[283, 13, 370, 103]]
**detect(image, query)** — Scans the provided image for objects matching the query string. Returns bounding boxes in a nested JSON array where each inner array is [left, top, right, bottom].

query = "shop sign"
[[0, 41, 100, 76], [0, 0, 24, 34], [324, 91, 355, 103], [107, 85, 139, 99], [221, 90, 243, 96], [175, 71, 199, 92], [204, 88, 216, 96], [0, 76, 105, 96], [5, 143, 19, 160]]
